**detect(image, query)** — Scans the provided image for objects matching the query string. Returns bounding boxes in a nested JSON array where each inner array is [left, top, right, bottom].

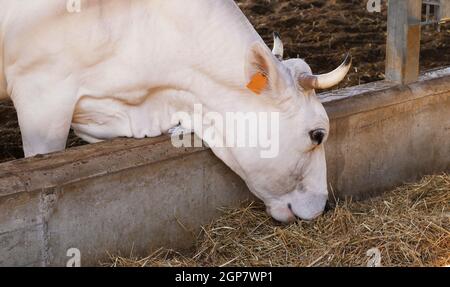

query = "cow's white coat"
[[0, 0, 349, 222]]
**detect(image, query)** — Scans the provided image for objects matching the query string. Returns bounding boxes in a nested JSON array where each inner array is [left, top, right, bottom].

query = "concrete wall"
[[322, 68, 450, 199], [0, 68, 449, 266], [0, 139, 251, 266]]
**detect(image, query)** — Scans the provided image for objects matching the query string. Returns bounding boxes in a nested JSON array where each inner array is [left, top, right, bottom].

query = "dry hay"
[[108, 174, 449, 267]]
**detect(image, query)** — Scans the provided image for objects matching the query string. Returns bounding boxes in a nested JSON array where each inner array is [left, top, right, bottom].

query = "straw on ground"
[[107, 174, 449, 267]]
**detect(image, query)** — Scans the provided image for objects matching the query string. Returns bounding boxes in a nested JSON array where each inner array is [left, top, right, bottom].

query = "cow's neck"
[[167, 70, 273, 182], [144, 0, 272, 178]]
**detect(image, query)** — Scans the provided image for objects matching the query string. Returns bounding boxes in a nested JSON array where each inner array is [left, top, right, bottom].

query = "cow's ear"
[[245, 42, 285, 96]]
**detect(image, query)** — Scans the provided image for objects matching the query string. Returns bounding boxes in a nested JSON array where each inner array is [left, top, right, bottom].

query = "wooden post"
[[386, 0, 422, 84]]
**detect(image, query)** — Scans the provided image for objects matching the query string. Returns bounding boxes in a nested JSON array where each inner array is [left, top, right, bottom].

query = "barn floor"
[[237, 0, 450, 87], [0, 0, 449, 163], [107, 174, 450, 267]]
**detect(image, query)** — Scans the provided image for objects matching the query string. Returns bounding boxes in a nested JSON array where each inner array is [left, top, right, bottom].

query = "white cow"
[[0, 0, 351, 222]]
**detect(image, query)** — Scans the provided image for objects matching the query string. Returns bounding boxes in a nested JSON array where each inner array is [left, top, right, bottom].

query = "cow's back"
[[1, 0, 260, 101], [0, 0, 64, 99]]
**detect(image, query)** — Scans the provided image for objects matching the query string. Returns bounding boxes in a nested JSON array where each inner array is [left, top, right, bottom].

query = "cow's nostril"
[[324, 200, 332, 212]]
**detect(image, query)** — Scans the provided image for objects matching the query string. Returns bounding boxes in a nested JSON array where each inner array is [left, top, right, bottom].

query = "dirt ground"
[[1, 0, 449, 163], [237, 0, 450, 85]]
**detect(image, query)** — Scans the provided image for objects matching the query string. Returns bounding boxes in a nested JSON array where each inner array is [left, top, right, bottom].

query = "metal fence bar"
[[386, 0, 422, 84], [440, 0, 450, 23], [422, 0, 440, 25]]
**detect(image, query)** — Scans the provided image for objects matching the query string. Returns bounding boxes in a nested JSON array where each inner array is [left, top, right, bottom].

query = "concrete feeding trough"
[[0, 68, 449, 266]]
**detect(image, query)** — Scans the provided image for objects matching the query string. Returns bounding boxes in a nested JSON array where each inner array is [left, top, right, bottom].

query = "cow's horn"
[[298, 53, 352, 90], [272, 32, 284, 61]]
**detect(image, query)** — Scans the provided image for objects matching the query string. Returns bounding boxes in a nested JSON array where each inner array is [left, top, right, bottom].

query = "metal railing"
[[422, 0, 450, 27]]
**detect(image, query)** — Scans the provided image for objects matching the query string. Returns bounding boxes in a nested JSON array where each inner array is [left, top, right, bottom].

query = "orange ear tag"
[[246, 73, 268, 95]]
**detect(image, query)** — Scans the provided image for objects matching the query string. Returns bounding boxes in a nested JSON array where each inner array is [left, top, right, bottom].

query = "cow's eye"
[[309, 129, 326, 145]]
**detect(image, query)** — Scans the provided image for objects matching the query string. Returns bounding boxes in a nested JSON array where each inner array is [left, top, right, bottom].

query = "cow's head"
[[215, 33, 351, 223]]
